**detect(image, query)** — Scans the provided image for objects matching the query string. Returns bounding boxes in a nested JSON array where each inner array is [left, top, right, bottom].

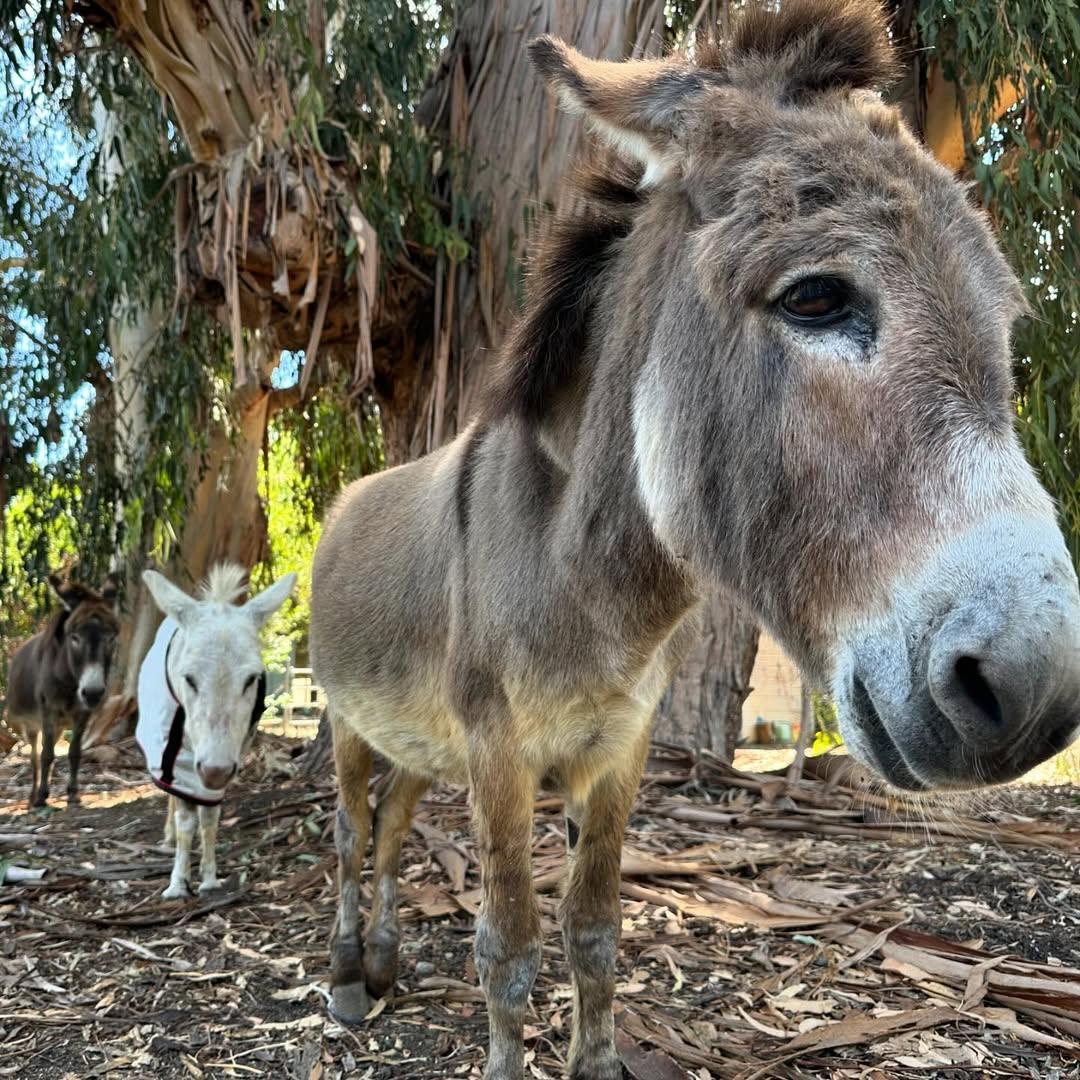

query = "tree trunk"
[[654, 594, 760, 760], [110, 297, 164, 700]]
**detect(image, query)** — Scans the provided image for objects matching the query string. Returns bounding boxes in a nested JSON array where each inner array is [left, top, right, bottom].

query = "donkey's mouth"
[[848, 676, 926, 791], [848, 674, 1078, 792]]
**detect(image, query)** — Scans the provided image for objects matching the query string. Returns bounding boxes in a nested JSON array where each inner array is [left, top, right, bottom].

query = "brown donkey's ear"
[[100, 574, 121, 607], [528, 36, 710, 184], [48, 573, 87, 612]]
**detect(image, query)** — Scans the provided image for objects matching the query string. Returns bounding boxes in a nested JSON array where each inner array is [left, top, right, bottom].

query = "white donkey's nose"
[[197, 761, 237, 790]]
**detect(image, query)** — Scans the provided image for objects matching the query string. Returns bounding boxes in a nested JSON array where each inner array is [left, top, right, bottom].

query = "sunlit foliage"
[[918, 0, 1080, 564]]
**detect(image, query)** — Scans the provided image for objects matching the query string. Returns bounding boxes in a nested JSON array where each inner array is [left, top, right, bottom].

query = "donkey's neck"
[[546, 193, 701, 645]]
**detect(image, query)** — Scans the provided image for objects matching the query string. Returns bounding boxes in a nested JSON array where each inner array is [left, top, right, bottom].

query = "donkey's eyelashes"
[[779, 276, 852, 327]]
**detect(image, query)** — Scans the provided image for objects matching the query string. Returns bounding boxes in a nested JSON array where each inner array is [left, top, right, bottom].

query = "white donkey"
[[137, 563, 296, 899]]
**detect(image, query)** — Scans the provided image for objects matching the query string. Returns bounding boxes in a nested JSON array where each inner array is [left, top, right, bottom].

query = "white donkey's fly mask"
[[136, 617, 266, 805]]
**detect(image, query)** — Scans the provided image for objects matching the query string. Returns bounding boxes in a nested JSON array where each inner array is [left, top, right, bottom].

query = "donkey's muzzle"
[[924, 608, 1080, 779], [197, 761, 237, 790], [842, 514, 1080, 791], [79, 686, 105, 709]]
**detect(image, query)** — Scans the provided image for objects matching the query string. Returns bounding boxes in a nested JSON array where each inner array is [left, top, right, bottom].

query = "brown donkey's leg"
[[364, 767, 428, 997], [470, 740, 542, 1080], [561, 737, 648, 1080], [66, 712, 88, 806], [32, 711, 57, 807], [28, 728, 40, 810], [329, 719, 374, 1024]]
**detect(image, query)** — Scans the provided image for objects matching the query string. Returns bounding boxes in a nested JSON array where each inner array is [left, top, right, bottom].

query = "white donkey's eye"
[[243, 673, 258, 692], [185, 675, 198, 693]]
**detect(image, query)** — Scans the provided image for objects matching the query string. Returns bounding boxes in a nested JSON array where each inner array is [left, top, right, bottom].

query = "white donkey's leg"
[[163, 795, 177, 847], [163, 799, 197, 899], [197, 804, 222, 894]]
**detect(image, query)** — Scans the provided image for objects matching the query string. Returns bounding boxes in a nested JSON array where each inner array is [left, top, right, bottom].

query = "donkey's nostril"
[[953, 656, 1002, 728], [81, 687, 105, 708], [929, 633, 1026, 752]]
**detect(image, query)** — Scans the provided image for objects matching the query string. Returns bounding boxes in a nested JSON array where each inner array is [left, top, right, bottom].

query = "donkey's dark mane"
[[481, 159, 645, 424]]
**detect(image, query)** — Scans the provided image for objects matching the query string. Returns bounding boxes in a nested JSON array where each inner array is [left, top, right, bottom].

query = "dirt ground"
[[3, 736, 1080, 1079]]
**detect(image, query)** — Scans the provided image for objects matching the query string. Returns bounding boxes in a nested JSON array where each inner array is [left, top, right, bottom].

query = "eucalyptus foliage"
[[918, 0, 1080, 565], [0, 1, 456, 677]]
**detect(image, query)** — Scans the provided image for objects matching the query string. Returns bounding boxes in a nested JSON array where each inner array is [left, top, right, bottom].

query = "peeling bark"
[[72, 0, 377, 377]]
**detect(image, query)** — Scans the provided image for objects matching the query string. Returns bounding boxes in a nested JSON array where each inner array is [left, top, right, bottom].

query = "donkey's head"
[[143, 564, 296, 791], [50, 572, 121, 710], [531, 0, 1080, 789]]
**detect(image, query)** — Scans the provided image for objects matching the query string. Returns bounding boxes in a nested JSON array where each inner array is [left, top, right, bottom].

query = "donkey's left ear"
[[243, 573, 297, 628], [529, 37, 706, 184]]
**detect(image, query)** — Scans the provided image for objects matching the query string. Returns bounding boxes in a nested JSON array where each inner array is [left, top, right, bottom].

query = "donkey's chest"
[[509, 680, 662, 802]]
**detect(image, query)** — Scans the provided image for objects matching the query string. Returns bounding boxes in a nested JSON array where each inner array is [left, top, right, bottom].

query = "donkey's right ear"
[[142, 569, 197, 626], [49, 573, 85, 611], [528, 36, 707, 184]]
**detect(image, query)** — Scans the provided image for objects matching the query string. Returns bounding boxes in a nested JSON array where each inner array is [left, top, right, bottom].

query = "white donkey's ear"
[[243, 572, 297, 628], [142, 569, 197, 625]]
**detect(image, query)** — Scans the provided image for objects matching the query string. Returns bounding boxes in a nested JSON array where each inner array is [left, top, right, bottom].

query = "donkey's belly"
[[332, 685, 471, 785]]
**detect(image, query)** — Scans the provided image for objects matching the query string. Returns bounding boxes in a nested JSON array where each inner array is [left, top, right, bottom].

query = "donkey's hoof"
[[363, 942, 399, 999], [162, 883, 191, 901], [329, 981, 371, 1025], [569, 1061, 624, 1080], [198, 878, 223, 895], [569, 1047, 625, 1080]]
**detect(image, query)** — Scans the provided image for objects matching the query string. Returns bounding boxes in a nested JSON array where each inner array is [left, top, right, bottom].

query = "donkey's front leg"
[[471, 739, 542, 1080], [364, 768, 428, 997], [163, 795, 177, 847], [27, 728, 40, 811], [32, 710, 57, 808], [163, 799, 197, 899], [197, 804, 223, 893], [329, 721, 374, 1024], [66, 711, 88, 806], [561, 737, 647, 1080]]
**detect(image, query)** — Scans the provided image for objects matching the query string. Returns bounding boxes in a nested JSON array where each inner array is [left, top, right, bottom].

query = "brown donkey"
[[6, 573, 120, 808], [311, 2, 1080, 1076]]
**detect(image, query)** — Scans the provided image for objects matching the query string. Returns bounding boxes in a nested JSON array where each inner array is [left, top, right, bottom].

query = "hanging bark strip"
[[72, 0, 378, 379]]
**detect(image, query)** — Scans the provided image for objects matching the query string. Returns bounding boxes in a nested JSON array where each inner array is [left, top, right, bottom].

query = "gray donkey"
[[311, 2, 1080, 1077]]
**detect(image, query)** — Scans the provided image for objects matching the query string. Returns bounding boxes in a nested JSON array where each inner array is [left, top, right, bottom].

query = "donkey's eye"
[[243, 674, 258, 692], [780, 277, 851, 326], [185, 675, 198, 693], [69, 634, 82, 648]]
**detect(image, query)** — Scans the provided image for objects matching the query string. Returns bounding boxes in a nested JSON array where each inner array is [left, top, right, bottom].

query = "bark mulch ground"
[[2, 736, 1080, 1079]]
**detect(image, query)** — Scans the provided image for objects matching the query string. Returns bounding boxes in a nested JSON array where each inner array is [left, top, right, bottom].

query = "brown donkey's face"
[[50, 574, 121, 710], [532, 1, 1080, 789]]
